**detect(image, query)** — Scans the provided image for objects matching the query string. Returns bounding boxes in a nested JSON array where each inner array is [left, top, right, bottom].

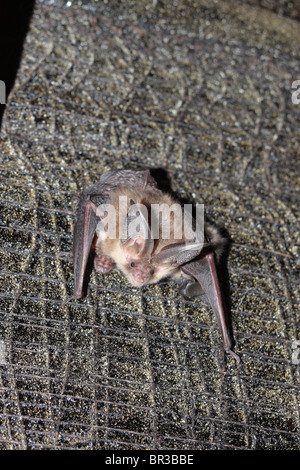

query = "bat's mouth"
[[130, 267, 154, 286]]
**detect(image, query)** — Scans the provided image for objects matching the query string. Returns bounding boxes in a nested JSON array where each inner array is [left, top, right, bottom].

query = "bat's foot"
[[95, 254, 114, 273], [178, 279, 206, 298]]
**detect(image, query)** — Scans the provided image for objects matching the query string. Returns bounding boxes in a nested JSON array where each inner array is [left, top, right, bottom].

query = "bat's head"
[[117, 201, 188, 286], [98, 194, 204, 287], [119, 236, 179, 286]]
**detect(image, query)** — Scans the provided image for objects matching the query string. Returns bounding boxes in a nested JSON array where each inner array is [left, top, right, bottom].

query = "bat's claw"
[[62, 294, 81, 307], [62, 296, 73, 307], [225, 348, 240, 363]]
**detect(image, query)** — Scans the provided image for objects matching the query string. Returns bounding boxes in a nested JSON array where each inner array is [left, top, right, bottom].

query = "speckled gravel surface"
[[0, 0, 299, 450]]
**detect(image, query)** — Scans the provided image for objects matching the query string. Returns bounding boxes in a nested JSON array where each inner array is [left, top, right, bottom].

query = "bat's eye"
[[130, 261, 135, 268]]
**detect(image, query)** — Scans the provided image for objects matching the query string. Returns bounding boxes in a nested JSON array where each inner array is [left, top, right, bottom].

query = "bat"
[[65, 169, 239, 361]]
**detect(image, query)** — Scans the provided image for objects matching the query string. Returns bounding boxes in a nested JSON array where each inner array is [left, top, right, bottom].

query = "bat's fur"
[[93, 183, 227, 287], [95, 185, 191, 286], [204, 223, 228, 262]]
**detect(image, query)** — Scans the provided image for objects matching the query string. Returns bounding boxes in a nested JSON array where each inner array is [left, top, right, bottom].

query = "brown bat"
[[66, 169, 239, 362]]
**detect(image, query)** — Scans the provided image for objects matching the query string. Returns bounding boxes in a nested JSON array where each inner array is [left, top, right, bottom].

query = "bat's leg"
[[94, 253, 115, 273]]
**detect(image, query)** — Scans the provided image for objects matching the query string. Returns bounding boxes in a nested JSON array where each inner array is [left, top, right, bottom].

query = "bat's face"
[[123, 257, 154, 286], [121, 255, 178, 286], [101, 237, 178, 286], [94, 188, 198, 287]]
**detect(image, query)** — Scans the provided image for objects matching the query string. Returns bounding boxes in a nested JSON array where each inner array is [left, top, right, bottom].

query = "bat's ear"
[[153, 241, 205, 265], [142, 169, 152, 190], [122, 236, 153, 259], [121, 200, 154, 258]]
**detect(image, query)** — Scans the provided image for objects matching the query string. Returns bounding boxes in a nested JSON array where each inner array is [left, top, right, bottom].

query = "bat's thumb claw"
[[62, 292, 83, 307], [226, 349, 240, 363], [62, 296, 74, 308]]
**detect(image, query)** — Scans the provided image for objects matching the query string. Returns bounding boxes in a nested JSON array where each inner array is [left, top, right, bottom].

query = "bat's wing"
[[154, 223, 239, 361], [182, 249, 239, 362], [64, 182, 106, 305], [72, 197, 99, 301], [65, 169, 157, 304]]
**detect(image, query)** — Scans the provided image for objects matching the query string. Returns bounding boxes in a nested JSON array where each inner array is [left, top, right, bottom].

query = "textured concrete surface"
[[0, 0, 299, 449]]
